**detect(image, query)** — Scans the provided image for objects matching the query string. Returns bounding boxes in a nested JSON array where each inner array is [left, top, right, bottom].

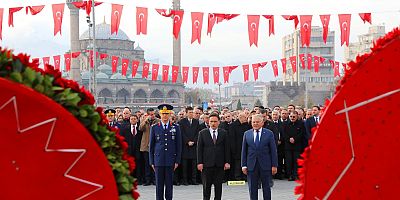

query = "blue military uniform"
[[149, 104, 182, 200]]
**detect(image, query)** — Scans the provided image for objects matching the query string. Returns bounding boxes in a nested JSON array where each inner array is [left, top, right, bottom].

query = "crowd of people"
[[104, 103, 322, 200]]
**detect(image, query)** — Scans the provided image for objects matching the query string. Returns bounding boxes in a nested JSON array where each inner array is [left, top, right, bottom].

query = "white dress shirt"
[[131, 124, 137, 135], [209, 128, 218, 140], [253, 129, 262, 143]]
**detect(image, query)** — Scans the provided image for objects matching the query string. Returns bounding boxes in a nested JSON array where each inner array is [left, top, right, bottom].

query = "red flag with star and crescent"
[[142, 62, 150, 79], [131, 60, 139, 78], [182, 66, 189, 83], [242, 64, 250, 82], [151, 64, 160, 81], [202, 67, 209, 84], [281, 58, 287, 74], [192, 67, 200, 83], [64, 53, 71, 72], [338, 14, 351, 46], [334, 61, 340, 77], [26, 5, 45, 15], [42, 57, 50, 70], [300, 15, 312, 47], [111, 56, 118, 74], [53, 55, 60, 70], [191, 12, 203, 44], [0, 8, 3, 40], [223, 66, 238, 83], [162, 65, 170, 82], [171, 65, 179, 83], [252, 62, 267, 81], [99, 53, 108, 60], [320, 15, 331, 44], [307, 54, 313, 70], [136, 7, 148, 35], [289, 56, 297, 74], [71, 52, 80, 58], [282, 15, 299, 29], [262, 15, 274, 36], [320, 56, 326, 64], [313, 56, 320, 73], [299, 54, 306, 69], [213, 67, 220, 84], [172, 10, 184, 39], [111, 4, 123, 35], [121, 58, 129, 76], [271, 60, 279, 77], [156, 9, 173, 17], [52, 4, 64, 35], [8, 7, 23, 27], [207, 13, 239, 36], [72, 1, 102, 16], [359, 13, 371, 24], [247, 15, 260, 47]]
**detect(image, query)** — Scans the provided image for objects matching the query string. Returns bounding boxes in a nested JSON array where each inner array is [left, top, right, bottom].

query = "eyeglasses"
[[289, 116, 296, 118]]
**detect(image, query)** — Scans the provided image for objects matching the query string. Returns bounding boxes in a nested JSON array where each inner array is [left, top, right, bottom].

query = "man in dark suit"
[[283, 111, 305, 181], [242, 114, 278, 200], [198, 113, 210, 131], [304, 105, 321, 148], [119, 115, 144, 184], [179, 106, 200, 185], [149, 104, 182, 200], [229, 111, 251, 181], [264, 110, 285, 179], [197, 113, 231, 200]]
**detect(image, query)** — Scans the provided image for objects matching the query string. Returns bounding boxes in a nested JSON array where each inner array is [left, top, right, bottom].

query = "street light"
[[218, 82, 222, 112]]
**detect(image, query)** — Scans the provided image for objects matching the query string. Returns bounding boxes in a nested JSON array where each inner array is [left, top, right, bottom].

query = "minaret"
[[172, 0, 182, 83], [66, 0, 82, 83]]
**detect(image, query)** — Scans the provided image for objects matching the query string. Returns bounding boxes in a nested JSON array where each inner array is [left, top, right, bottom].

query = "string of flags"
[[34, 51, 344, 84], [0, 1, 377, 47]]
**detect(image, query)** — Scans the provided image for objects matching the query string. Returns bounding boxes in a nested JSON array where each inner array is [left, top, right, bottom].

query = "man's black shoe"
[[143, 182, 151, 186]]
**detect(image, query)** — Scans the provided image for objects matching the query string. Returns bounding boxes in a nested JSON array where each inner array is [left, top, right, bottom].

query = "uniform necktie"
[[255, 130, 260, 147], [164, 124, 168, 130], [212, 130, 217, 144]]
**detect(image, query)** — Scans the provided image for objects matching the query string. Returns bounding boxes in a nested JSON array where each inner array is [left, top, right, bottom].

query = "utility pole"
[[91, 0, 97, 105], [218, 82, 222, 112]]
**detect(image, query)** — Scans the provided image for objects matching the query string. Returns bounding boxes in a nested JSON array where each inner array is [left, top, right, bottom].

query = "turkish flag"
[[359, 13, 371, 24], [99, 53, 108, 60], [64, 53, 71, 72], [223, 66, 237, 83], [242, 64, 250, 82], [172, 10, 184, 39], [172, 65, 179, 83], [152, 64, 160, 81], [156, 9, 173, 17], [142, 62, 150, 79], [320, 15, 331, 44], [300, 15, 312, 47], [111, 4, 123, 35], [313, 56, 320, 73], [8, 7, 23, 27], [247, 15, 260, 47], [42, 57, 50, 70], [121, 58, 129, 76], [213, 67, 220, 84], [281, 58, 287, 74], [111, 56, 118, 74], [182, 66, 189, 83], [299, 54, 306, 69], [26, 5, 45, 15], [334, 61, 340, 77], [0, 8, 3, 40], [338, 14, 351, 46], [162, 65, 170, 82], [131, 60, 139, 78], [53, 55, 61, 70], [191, 12, 204, 44], [52, 4, 64, 35], [262, 15, 274, 36], [72, 1, 102, 16], [252, 64, 260, 81], [202, 67, 209, 84], [88, 50, 94, 68], [71, 52, 80, 58], [282, 15, 299, 29], [271, 60, 279, 77], [329, 60, 335, 68], [320, 56, 326, 64], [207, 13, 239, 36], [192, 67, 200, 83], [136, 7, 148, 35], [307, 54, 313, 70], [289, 56, 297, 74]]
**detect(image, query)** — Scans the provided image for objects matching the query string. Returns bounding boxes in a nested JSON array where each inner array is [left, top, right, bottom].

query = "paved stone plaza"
[[137, 180, 299, 200]]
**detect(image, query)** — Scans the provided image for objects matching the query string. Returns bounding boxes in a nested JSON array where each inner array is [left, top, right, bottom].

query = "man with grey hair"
[[242, 114, 278, 200]]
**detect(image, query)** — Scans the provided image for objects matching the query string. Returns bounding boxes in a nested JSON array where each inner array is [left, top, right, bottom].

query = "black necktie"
[[164, 124, 167, 130], [212, 130, 217, 144], [255, 130, 260, 147]]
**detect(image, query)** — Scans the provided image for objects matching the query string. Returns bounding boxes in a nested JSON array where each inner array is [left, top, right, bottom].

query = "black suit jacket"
[[282, 120, 306, 151], [120, 123, 142, 158], [179, 118, 201, 159], [197, 128, 231, 168], [228, 120, 251, 160], [264, 120, 284, 150]]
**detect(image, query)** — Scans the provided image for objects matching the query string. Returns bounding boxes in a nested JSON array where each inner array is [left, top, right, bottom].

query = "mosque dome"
[[96, 72, 109, 79], [110, 73, 127, 80], [80, 22, 130, 41]]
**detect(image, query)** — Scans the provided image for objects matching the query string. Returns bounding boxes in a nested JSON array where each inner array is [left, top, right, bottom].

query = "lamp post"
[[218, 82, 222, 112], [86, 15, 93, 94]]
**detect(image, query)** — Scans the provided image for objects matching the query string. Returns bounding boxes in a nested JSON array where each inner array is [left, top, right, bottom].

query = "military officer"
[[104, 109, 119, 128], [149, 104, 182, 200]]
